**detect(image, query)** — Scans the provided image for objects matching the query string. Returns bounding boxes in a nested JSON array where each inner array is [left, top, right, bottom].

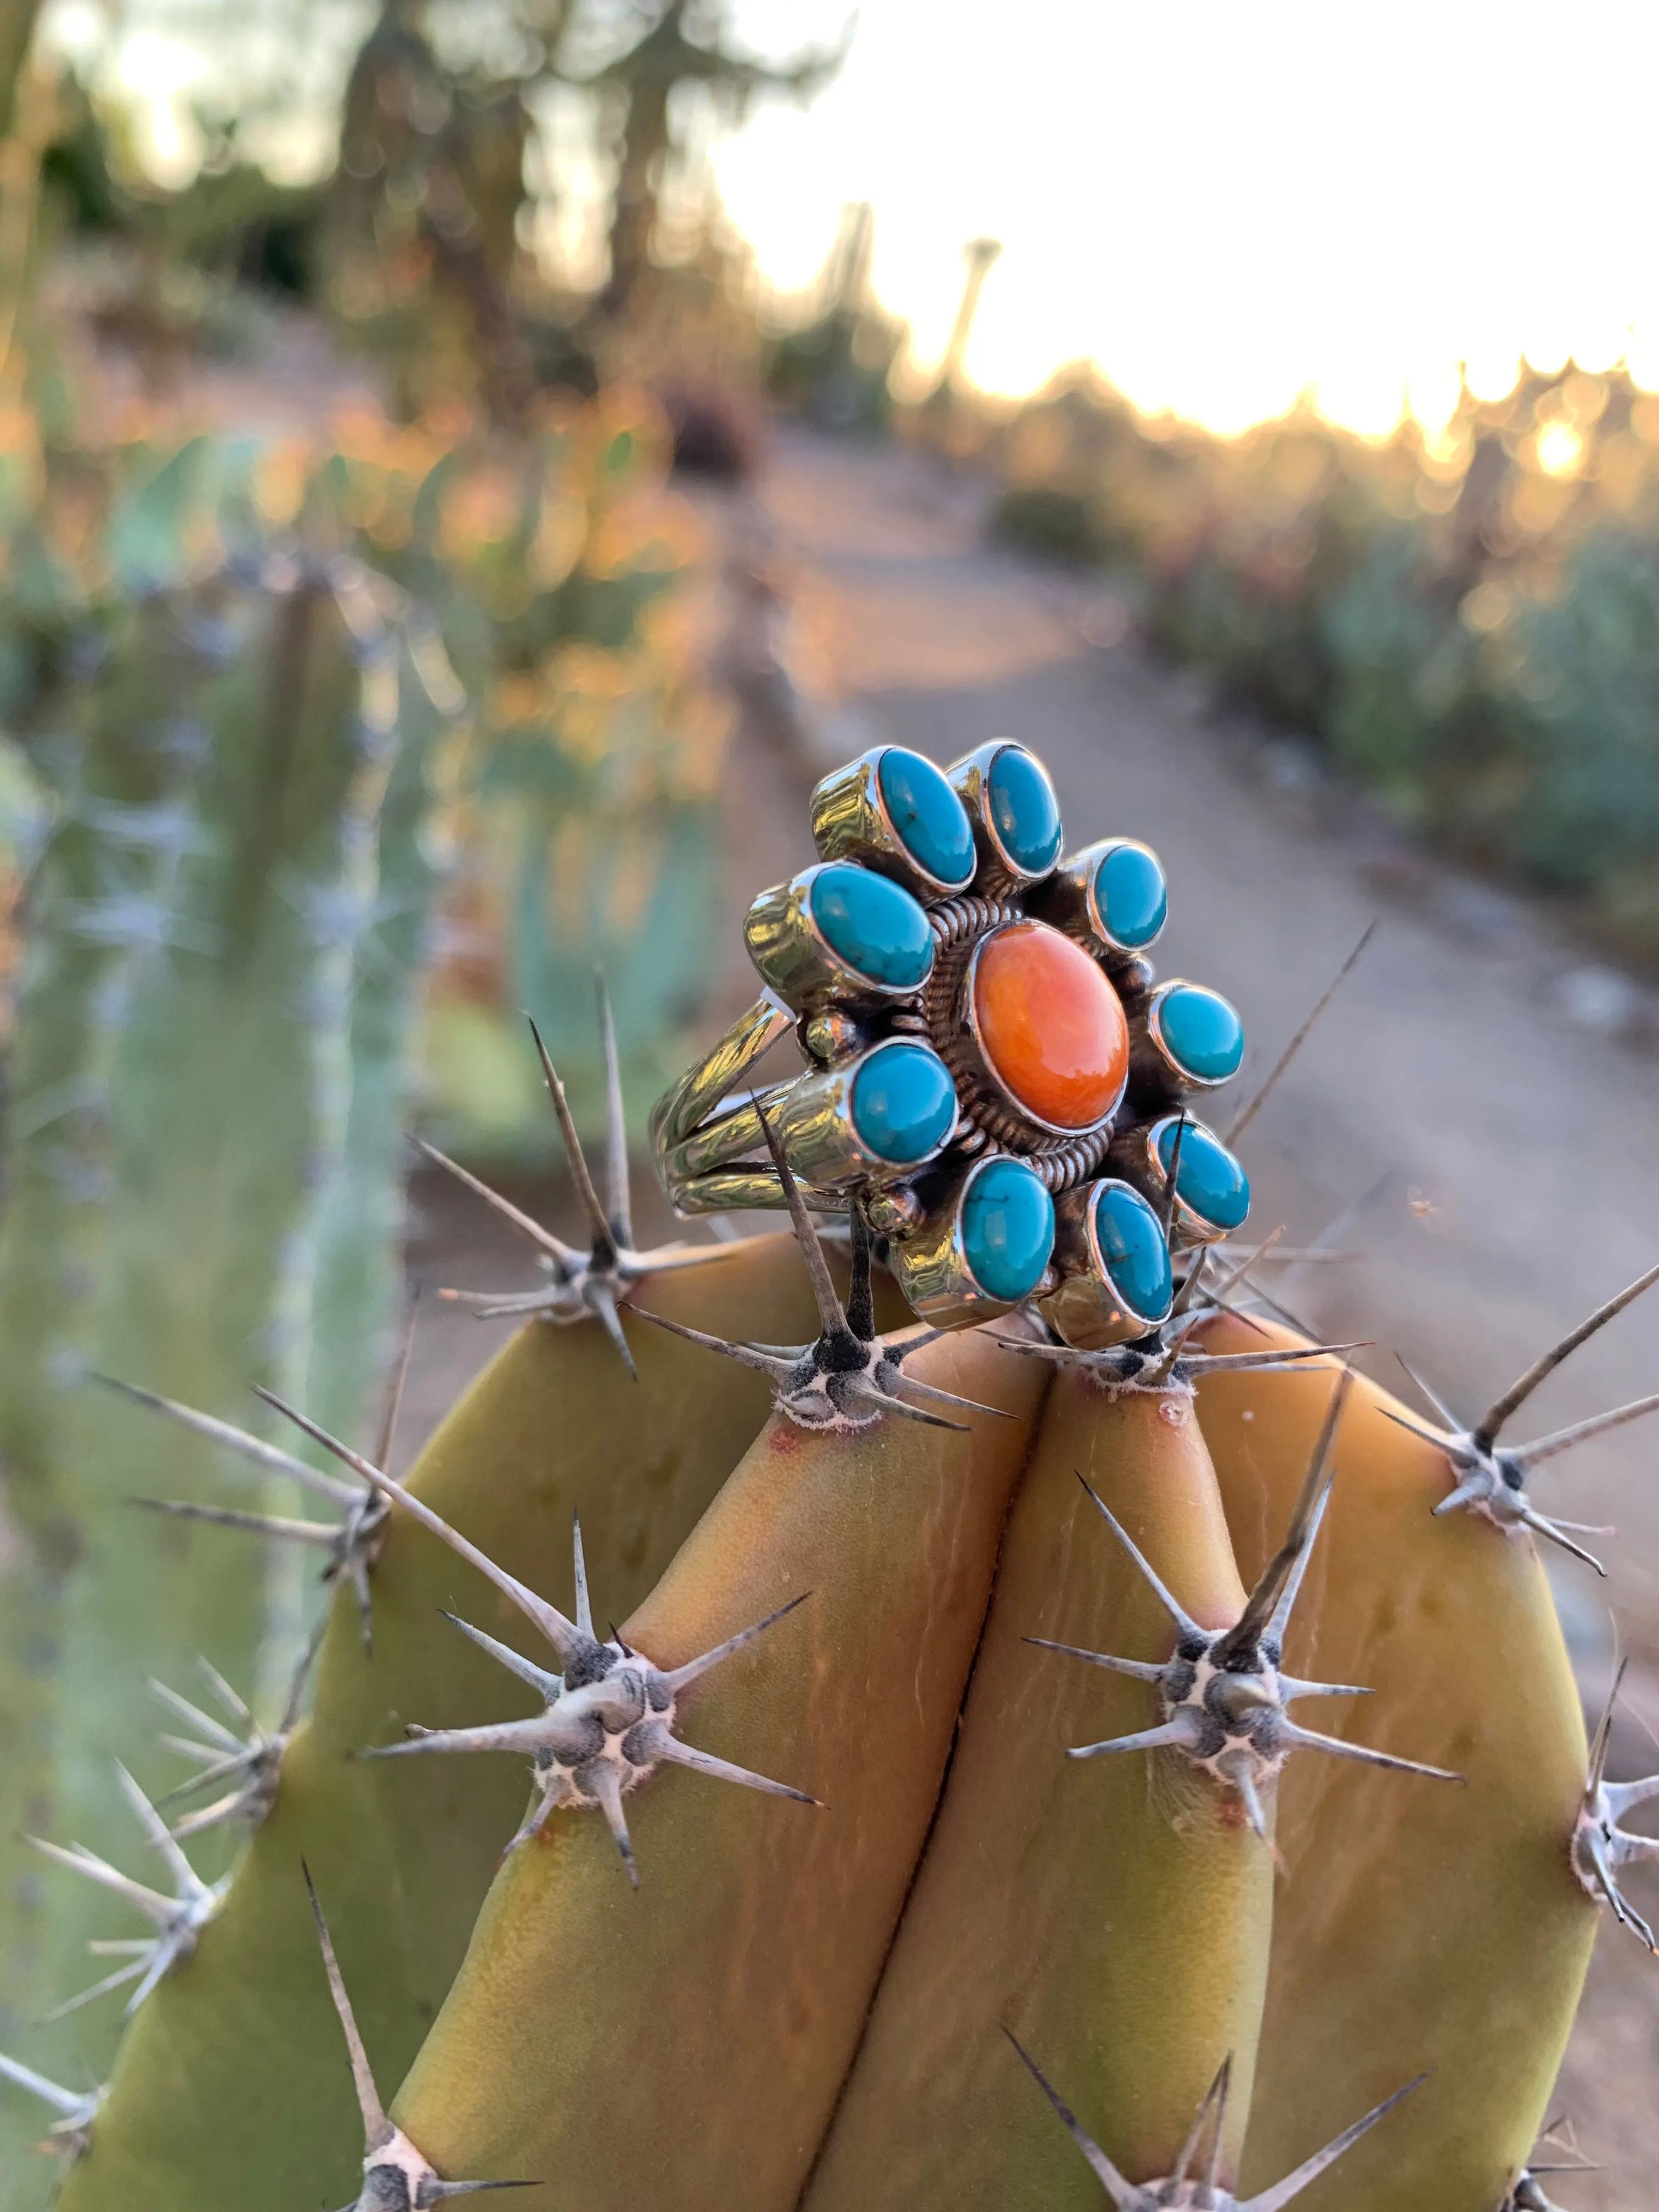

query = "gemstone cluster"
[[655, 740, 1252, 1335]]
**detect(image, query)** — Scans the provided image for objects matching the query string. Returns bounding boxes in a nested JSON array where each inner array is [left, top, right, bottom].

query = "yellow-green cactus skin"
[[57, 1231, 896, 2208], [1193, 1317, 1597, 2212]]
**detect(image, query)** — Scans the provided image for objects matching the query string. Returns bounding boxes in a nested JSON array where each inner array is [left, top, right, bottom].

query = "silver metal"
[[1029, 836, 1167, 957], [744, 863, 933, 1015], [947, 740, 1063, 887], [1116, 1112, 1234, 1246], [887, 1153, 1056, 1324], [775, 1041, 958, 1192], [1043, 1176, 1175, 1351], [809, 744, 975, 898], [651, 992, 793, 1153], [1132, 978, 1244, 1096]]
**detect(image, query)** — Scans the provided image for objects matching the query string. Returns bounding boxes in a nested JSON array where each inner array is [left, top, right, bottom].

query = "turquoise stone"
[[1154, 1120, 1250, 1232], [1158, 984, 1244, 1083], [1090, 1181, 1173, 1321], [810, 864, 934, 990], [877, 748, 975, 888], [1094, 841, 1167, 949], [850, 1042, 956, 1165], [988, 746, 1063, 874], [962, 1156, 1056, 1302]]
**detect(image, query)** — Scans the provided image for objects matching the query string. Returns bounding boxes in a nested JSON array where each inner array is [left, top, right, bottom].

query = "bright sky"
[[712, 0, 1659, 434], [47, 0, 1659, 438]]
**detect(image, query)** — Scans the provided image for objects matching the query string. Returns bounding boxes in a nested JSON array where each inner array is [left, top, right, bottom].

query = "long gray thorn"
[[627, 1305, 795, 1382], [94, 1372, 359, 1507], [1520, 1510, 1609, 1577], [131, 1498, 339, 1547], [586, 1277, 638, 1379], [1280, 1721, 1462, 1784], [1226, 920, 1378, 1148], [301, 1861, 387, 2145], [1001, 2029, 1135, 2207], [1586, 1655, 1626, 1796], [844, 1382, 968, 1432], [752, 1094, 848, 1340], [571, 1518, 594, 1639], [438, 1611, 564, 1700], [1516, 1390, 1659, 1467], [1076, 1472, 1204, 1638], [374, 1298, 420, 1474], [588, 1761, 638, 1887], [526, 1013, 615, 1261], [1214, 1371, 1350, 1668], [1474, 1260, 1659, 1450], [1070, 1719, 1195, 1760], [254, 1387, 586, 1667], [407, 1133, 582, 1270], [1394, 1353, 1463, 1436], [1170, 1243, 1209, 1318], [596, 972, 633, 1251], [1201, 1224, 1291, 1316], [653, 1734, 821, 1805], [0, 2050, 101, 2123], [889, 1370, 1015, 1420], [1245, 2073, 1426, 2211], [1023, 1635, 1165, 1684], [1161, 1111, 1189, 1245], [662, 1592, 810, 1691], [1171, 2055, 1230, 2188]]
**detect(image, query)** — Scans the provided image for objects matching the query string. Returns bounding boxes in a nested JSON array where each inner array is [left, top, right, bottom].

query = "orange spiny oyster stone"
[[971, 921, 1128, 1131]]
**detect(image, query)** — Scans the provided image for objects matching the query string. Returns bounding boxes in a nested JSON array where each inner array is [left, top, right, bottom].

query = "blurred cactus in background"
[[384, 385, 732, 1159], [0, 433, 465, 2154], [0, 364, 730, 2193]]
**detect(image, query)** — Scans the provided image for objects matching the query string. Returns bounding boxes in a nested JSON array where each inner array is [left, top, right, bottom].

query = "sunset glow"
[[710, 0, 1659, 436]]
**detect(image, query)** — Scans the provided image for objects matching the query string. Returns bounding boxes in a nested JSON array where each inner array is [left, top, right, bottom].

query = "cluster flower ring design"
[[652, 740, 1252, 1341]]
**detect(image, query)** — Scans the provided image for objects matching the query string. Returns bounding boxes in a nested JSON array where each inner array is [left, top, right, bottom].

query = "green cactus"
[[6, 738, 1649, 2212], [0, 507, 462, 2194]]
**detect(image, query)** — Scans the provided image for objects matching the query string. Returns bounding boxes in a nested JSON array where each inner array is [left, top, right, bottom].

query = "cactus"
[[0, 475, 461, 2169], [6, 738, 1647, 2212]]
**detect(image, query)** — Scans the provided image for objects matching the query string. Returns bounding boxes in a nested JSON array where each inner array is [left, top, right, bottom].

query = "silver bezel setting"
[[947, 740, 1064, 887], [743, 861, 935, 1014], [809, 744, 977, 900], [1139, 978, 1245, 1093]]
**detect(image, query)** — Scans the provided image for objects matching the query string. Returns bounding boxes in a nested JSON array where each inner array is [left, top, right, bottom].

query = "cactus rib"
[[1004, 2027, 1423, 2208], [419, 989, 727, 1371], [27, 1764, 225, 2019], [1381, 1260, 1659, 1573], [257, 1391, 820, 1880], [1572, 1656, 1659, 1948], [1033, 1377, 1460, 1837], [303, 1865, 532, 2208], [639, 1110, 1005, 1430]]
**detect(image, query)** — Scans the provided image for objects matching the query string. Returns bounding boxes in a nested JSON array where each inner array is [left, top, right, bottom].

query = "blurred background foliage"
[[0, 5, 846, 2158], [988, 357, 1659, 965]]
